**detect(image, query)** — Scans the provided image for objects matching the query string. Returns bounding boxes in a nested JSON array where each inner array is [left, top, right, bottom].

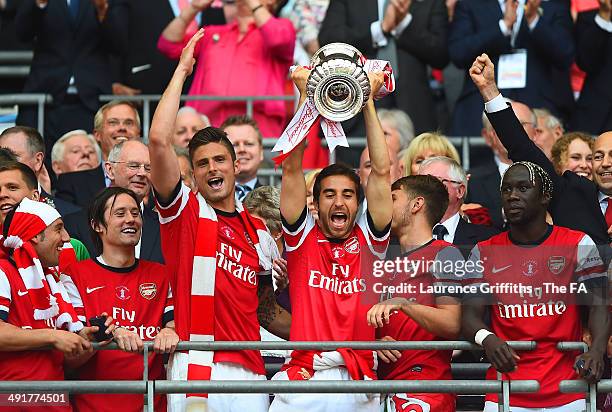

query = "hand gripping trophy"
[[272, 43, 395, 164]]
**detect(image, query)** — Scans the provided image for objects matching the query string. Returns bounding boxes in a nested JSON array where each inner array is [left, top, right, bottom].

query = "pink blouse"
[[158, 18, 295, 138]]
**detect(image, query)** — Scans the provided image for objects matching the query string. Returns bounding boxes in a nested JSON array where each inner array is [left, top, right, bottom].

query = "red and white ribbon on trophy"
[[271, 59, 396, 166]]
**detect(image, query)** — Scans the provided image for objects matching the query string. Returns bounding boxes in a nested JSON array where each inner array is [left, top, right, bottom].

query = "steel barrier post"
[[462, 137, 470, 171], [246, 98, 254, 118], [143, 98, 151, 143], [589, 383, 596, 412], [146, 380, 154, 412], [143, 343, 149, 409], [37, 97, 45, 135]]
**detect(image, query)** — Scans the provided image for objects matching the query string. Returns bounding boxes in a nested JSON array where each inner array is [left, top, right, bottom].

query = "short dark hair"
[[392, 175, 449, 227], [220, 115, 263, 145], [0, 161, 38, 190], [0, 126, 45, 156], [88, 187, 141, 254], [313, 163, 362, 202], [0, 147, 18, 162], [188, 127, 236, 163]]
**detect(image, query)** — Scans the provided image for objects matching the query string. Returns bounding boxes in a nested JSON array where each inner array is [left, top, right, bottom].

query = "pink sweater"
[[158, 18, 295, 138]]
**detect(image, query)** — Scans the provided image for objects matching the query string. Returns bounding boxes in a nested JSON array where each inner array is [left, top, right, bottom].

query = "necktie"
[[377, 0, 399, 78], [69, 0, 79, 21], [236, 184, 252, 202], [605, 198, 612, 229], [432, 224, 448, 240]]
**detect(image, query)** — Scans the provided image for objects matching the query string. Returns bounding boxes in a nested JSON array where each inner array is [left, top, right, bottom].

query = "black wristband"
[[252, 4, 263, 13]]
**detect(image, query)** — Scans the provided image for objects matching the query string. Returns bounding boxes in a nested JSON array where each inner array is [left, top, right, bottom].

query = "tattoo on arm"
[[257, 284, 285, 328]]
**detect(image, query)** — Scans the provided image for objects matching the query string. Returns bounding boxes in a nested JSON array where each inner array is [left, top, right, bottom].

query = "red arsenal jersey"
[[155, 182, 267, 375], [63, 258, 173, 412], [0, 259, 71, 412], [377, 239, 463, 383], [283, 208, 390, 343], [465, 226, 606, 407]]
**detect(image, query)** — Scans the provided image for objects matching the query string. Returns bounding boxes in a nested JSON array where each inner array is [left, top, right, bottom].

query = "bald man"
[[592, 132, 612, 235], [470, 53, 609, 246]]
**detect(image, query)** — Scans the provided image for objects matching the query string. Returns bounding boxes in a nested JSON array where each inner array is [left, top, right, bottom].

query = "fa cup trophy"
[[306, 43, 372, 122], [272, 43, 395, 165]]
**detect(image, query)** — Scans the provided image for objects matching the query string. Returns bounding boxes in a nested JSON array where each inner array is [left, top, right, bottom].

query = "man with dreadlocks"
[[462, 161, 609, 411]]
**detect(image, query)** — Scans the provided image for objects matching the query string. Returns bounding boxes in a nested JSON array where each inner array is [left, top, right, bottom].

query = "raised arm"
[[149, 29, 205, 202], [161, 0, 210, 42], [470, 53, 562, 189], [364, 74, 392, 232], [279, 68, 309, 225]]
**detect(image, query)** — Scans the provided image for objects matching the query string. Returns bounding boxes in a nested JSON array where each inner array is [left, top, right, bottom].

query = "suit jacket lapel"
[[140, 206, 160, 261]]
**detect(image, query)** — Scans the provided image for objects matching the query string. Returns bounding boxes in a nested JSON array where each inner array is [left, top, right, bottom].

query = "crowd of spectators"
[[0, 0, 612, 411]]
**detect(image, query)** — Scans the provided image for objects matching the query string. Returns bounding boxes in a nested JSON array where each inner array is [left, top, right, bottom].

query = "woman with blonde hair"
[[304, 169, 322, 220], [401, 132, 461, 176], [550, 132, 594, 180]]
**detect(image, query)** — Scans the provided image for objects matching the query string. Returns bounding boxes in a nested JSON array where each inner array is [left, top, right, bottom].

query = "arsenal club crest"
[[521, 260, 538, 277], [139, 283, 157, 300], [547, 256, 565, 275], [115, 285, 131, 301], [344, 236, 360, 254]]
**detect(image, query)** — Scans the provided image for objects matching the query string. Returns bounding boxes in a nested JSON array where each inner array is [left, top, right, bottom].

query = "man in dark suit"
[[221, 115, 265, 201], [470, 53, 610, 247], [64, 139, 163, 263], [465, 100, 535, 229], [418, 156, 498, 258], [571, 3, 612, 135], [55, 100, 141, 208], [0, 126, 80, 217], [448, 0, 574, 136], [14, 0, 123, 150], [318, 0, 449, 136]]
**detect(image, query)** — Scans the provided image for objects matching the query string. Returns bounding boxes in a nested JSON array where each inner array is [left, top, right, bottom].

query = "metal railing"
[[0, 51, 34, 64], [0, 340, 604, 411], [0, 340, 549, 412], [0, 92, 487, 170], [0, 94, 52, 135], [98, 94, 296, 142]]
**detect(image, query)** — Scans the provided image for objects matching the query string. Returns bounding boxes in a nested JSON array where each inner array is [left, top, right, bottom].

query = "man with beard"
[[148, 29, 290, 412], [462, 161, 609, 411], [62, 187, 177, 412], [367, 174, 463, 412], [268, 65, 392, 412]]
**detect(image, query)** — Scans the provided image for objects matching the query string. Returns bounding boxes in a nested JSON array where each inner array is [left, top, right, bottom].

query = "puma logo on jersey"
[[17, 290, 28, 297], [491, 264, 512, 274], [86, 286, 105, 294]]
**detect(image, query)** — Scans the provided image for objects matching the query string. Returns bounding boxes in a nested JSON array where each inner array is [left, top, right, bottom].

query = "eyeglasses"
[[111, 161, 151, 172], [431, 175, 463, 185]]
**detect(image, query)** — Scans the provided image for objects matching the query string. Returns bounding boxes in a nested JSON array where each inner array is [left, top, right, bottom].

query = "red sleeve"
[[157, 33, 189, 60], [259, 17, 296, 63], [0, 267, 11, 321]]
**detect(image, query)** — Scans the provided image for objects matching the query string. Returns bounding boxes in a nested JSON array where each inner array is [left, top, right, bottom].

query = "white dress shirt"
[[434, 212, 461, 243], [370, 0, 413, 48]]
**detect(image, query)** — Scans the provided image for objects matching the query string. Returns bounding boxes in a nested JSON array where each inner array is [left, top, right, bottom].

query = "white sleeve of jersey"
[[0, 268, 11, 319], [156, 182, 192, 225], [283, 210, 316, 252], [356, 208, 391, 259], [60, 273, 85, 322], [165, 284, 174, 315], [575, 234, 606, 283]]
